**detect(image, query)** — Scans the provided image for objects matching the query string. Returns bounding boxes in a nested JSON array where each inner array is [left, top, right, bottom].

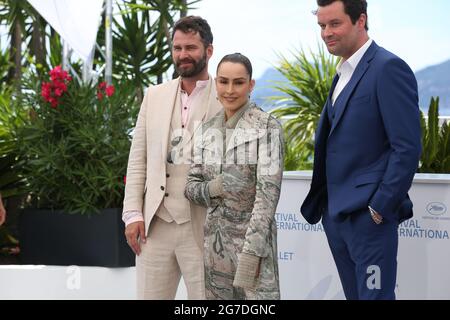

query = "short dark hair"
[[217, 53, 253, 79], [172, 16, 213, 47], [317, 0, 369, 31]]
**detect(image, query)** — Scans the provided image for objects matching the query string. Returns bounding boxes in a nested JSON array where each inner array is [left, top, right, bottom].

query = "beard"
[[175, 52, 207, 78]]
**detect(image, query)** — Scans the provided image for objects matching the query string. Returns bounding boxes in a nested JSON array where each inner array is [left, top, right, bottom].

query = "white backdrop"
[[278, 172, 450, 300], [27, 0, 104, 62]]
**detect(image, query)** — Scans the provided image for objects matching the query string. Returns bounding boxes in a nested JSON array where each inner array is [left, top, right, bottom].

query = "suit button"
[[160, 186, 165, 191], [166, 174, 170, 178], [165, 193, 169, 197]]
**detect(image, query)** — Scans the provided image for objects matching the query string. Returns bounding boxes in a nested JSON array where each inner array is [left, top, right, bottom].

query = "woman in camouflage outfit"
[[185, 53, 284, 300]]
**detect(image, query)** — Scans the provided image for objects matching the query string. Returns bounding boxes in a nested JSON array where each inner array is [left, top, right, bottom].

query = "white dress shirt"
[[332, 38, 373, 105]]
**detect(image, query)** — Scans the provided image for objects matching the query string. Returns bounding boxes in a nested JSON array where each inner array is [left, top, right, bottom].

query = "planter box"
[[19, 208, 135, 267]]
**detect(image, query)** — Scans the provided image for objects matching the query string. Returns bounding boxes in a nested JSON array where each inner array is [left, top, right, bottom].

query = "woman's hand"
[[208, 174, 224, 198], [233, 253, 261, 290]]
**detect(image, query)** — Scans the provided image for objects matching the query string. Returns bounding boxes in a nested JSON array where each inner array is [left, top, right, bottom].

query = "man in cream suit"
[[122, 16, 221, 299]]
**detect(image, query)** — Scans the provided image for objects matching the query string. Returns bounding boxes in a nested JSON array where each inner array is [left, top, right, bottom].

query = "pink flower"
[[41, 66, 72, 108], [49, 65, 63, 80], [49, 98, 59, 108], [50, 65, 70, 83], [41, 82, 52, 100], [98, 82, 107, 90], [97, 82, 115, 100], [54, 87, 63, 97], [105, 85, 115, 97]]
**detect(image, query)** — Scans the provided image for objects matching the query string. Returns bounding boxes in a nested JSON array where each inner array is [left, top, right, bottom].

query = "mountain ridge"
[[253, 59, 450, 115]]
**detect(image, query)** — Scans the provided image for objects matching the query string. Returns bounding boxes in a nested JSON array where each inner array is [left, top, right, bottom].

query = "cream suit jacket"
[[123, 76, 222, 249]]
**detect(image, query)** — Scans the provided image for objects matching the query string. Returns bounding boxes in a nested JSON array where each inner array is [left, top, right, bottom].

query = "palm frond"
[[270, 44, 338, 170]]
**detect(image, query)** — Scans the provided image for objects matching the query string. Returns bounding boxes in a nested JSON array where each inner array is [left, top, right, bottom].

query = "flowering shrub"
[[16, 66, 140, 214], [97, 81, 115, 101], [41, 66, 72, 108]]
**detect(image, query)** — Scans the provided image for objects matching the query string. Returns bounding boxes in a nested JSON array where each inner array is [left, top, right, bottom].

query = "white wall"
[[277, 172, 450, 300], [0, 265, 188, 300]]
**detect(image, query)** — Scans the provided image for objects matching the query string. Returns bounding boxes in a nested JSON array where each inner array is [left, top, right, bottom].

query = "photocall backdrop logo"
[[426, 202, 447, 216]]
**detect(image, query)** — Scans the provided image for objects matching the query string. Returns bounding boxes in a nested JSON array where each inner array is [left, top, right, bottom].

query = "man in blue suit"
[[301, 0, 421, 300]]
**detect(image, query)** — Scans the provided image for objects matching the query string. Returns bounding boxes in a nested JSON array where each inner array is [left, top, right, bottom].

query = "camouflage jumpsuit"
[[185, 103, 284, 299]]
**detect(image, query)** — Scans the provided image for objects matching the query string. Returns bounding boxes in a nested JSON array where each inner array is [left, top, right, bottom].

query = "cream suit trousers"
[[136, 215, 205, 300]]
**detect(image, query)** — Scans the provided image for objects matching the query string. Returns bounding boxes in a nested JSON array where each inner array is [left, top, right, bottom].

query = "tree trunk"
[[136, 87, 143, 104], [31, 19, 46, 70], [162, 17, 179, 80], [180, 0, 187, 18], [8, 20, 22, 85]]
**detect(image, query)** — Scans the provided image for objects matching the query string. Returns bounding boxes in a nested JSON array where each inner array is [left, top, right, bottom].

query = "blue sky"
[[194, 0, 450, 78]]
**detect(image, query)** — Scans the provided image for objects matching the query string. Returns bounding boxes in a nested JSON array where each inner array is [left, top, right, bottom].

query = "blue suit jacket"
[[301, 41, 421, 224]]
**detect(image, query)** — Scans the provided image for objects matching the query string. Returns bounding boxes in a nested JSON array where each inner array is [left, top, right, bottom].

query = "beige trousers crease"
[[136, 216, 205, 300]]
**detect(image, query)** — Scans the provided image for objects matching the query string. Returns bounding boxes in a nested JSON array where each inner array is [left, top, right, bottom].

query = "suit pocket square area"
[[353, 171, 384, 187]]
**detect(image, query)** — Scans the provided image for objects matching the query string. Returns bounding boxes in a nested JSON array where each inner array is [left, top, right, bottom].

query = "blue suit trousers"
[[322, 208, 398, 300]]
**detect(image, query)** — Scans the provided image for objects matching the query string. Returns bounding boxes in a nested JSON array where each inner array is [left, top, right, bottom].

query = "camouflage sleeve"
[[185, 163, 223, 208], [185, 163, 211, 208], [185, 124, 224, 208], [242, 117, 284, 257]]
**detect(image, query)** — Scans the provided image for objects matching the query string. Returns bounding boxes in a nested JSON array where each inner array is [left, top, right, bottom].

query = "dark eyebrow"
[[217, 76, 247, 81], [318, 19, 341, 25]]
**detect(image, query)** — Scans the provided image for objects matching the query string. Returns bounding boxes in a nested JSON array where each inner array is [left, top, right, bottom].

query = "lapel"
[[329, 41, 378, 136], [201, 111, 225, 151], [315, 74, 338, 144], [161, 78, 182, 164], [327, 74, 340, 107], [225, 105, 268, 154], [317, 100, 331, 144]]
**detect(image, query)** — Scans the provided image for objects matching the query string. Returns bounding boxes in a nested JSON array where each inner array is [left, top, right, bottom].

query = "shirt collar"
[[195, 79, 209, 88], [225, 101, 251, 129], [180, 78, 209, 93], [336, 38, 373, 76], [180, 78, 209, 94]]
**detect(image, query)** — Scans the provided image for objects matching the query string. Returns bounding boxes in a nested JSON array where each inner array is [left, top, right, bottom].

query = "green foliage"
[[14, 72, 140, 214], [0, 0, 204, 224], [0, 0, 35, 29], [283, 141, 314, 171], [94, 0, 201, 100], [0, 45, 11, 89], [271, 45, 338, 170], [419, 97, 450, 173], [0, 47, 24, 252], [47, 31, 63, 69], [110, 1, 172, 89], [1, 0, 202, 98], [0, 84, 26, 199]]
